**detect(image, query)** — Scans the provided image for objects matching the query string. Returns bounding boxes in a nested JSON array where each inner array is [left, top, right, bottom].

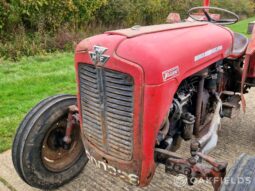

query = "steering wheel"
[[188, 6, 239, 25]]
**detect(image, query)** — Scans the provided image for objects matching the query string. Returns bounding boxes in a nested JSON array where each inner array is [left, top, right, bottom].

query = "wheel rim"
[[41, 115, 84, 172]]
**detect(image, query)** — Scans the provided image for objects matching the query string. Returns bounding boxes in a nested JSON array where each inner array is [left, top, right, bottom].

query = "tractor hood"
[[111, 22, 233, 85], [76, 22, 234, 85]]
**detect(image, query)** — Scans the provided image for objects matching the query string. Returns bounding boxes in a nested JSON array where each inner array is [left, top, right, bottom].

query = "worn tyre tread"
[[20, 95, 76, 182], [12, 94, 73, 182], [12, 94, 87, 189], [220, 154, 255, 191]]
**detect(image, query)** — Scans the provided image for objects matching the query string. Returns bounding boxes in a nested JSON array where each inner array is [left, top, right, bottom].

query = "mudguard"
[[241, 26, 255, 112]]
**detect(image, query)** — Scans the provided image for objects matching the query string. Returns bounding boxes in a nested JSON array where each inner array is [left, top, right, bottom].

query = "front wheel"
[[12, 94, 88, 189]]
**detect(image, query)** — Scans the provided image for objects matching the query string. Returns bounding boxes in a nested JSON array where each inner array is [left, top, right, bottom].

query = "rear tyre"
[[220, 154, 255, 191], [12, 95, 88, 189]]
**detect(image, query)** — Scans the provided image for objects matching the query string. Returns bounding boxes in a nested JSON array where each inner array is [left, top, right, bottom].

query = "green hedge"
[[0, 0, 254, 60], [96, 0, 255, 27], [1, 0, 254, 35], [0, 0, 108, 37]]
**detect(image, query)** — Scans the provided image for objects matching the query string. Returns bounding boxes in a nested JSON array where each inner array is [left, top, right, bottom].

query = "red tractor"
[[12, 1, 255, 190]]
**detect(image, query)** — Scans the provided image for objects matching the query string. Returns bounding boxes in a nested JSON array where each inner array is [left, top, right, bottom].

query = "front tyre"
[[12, 95, 88, 189]]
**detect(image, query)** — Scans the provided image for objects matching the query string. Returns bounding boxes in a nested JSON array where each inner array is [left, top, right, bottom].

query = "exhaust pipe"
[[203, 0, 211, 6], [193, 95, 222, 154]]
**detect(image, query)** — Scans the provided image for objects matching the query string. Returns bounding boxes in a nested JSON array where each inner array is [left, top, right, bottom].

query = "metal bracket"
[[63, 105, 79, 147], [155, 148, 227, 191]]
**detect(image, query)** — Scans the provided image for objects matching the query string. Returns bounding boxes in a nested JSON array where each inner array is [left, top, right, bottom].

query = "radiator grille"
[[79, 64, 134, 160]]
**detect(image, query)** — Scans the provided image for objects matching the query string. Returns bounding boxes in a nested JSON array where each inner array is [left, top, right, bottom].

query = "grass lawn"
[[0, 17, 254, 153], [0, 53, 76, 152], [228, 16, 255, 37]]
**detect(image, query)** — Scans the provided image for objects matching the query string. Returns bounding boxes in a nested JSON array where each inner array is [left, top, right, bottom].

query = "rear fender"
[[241, 26, 255, 111], [246, 28, 255, 78]]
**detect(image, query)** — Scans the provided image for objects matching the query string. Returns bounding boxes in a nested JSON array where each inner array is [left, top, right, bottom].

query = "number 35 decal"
[[86, 150, 140, 185]]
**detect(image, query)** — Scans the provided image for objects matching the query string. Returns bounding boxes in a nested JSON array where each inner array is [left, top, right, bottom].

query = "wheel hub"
[[42, 117, 84, 172]]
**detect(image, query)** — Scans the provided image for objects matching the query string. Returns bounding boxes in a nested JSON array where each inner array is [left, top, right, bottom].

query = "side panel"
[[139, 80, 179, 186]]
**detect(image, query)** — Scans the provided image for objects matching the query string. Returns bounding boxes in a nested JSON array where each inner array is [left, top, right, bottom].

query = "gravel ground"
[[0, 182, 9, 191], [1, 89, 255, 191]]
